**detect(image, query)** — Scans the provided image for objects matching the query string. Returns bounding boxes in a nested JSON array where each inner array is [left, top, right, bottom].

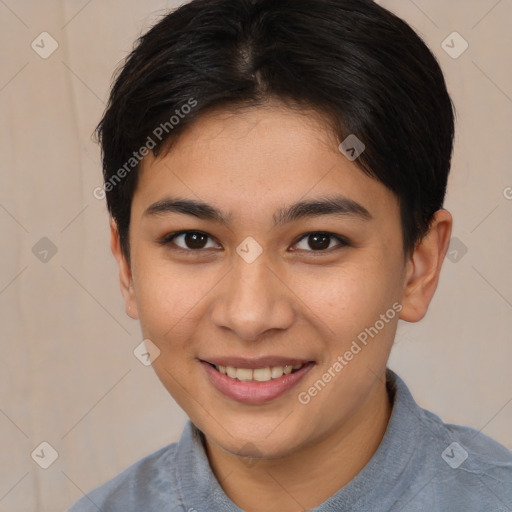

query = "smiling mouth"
[[205, 362, 306, 382]]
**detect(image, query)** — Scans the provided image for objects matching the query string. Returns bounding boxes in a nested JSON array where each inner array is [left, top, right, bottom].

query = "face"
[[117, 104, 411, 459]]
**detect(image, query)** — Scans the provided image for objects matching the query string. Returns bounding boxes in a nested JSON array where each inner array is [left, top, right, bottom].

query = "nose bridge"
[[211, 249, 294, 341]]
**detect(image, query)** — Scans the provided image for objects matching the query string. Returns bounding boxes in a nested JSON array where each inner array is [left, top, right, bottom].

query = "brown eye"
[[293, 232, 349, 252], [161, 231, 220, 251]]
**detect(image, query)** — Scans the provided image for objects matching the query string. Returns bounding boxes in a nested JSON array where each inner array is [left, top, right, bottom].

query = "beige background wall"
[[0, 1, 510, 510]]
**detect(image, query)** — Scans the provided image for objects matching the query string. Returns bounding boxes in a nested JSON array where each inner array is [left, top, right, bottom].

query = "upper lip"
[[200, 357, 314, 369]]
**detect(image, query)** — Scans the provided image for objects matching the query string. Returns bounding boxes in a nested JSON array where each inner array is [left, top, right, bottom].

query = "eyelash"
[[157, 230, 350, 255]]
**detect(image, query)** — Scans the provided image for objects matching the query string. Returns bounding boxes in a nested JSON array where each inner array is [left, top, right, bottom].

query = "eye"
[[292, 232, 349, 252], [159, 230, 221, 251], [158, 230, 349, 254]]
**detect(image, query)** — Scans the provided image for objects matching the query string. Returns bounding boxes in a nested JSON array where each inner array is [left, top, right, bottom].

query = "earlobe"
[[399, 209, 452, 323], [110, 219, 139, 320]]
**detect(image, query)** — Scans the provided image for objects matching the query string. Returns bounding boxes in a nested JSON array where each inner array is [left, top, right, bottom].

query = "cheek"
[[131, 253, 220, 352], [295, 256, 400, 334], [130, 257, 204, 404], [130, 254, 189, 341]]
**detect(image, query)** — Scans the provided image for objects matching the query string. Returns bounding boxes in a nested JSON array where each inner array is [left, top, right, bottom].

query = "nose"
[[210, 253, 295, 342]]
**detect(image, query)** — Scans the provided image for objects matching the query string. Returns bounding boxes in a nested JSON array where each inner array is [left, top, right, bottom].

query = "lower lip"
[[200, 361, 315, 404]]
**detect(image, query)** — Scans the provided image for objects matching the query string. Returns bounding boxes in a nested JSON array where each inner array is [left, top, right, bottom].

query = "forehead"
[[133, 105, 399, 225]]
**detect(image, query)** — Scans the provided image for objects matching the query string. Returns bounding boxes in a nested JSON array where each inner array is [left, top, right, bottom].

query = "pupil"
[[310, 233, 329, 250], [186, 232, 207, 249]]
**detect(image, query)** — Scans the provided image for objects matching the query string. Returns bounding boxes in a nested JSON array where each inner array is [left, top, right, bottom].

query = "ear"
[[399, 209, 452, 322], [110, 218, 139, 320]]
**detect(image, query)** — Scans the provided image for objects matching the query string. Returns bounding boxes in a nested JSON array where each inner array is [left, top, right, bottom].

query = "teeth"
[[271, 366, 284, 379], [253, 367, 272, 382], [236, 368, 253, 381], [216, 363, 305, 382]]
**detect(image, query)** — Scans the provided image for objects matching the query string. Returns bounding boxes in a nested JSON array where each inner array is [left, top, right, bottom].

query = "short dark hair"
[[96, 0, 455, 262]]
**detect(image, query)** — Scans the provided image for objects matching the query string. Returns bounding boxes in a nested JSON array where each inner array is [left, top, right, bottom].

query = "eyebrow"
[[143, 195, 372, 226]]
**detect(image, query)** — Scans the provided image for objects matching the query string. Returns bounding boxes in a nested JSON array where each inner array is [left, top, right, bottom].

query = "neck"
[[204, 375, 392, 512]]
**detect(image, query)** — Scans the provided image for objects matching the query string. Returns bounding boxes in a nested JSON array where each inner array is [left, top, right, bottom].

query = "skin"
[[110, 102, 452, 511]]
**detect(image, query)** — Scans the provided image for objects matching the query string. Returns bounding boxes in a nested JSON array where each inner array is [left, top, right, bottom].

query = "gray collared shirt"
[[67, 369, 512, 511]]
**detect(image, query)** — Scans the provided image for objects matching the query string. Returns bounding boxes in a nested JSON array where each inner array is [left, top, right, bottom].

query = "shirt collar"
[[174, 369, 428, 511]]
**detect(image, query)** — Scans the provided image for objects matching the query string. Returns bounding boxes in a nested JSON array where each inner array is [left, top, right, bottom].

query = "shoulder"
[[65, 441, 182, 512], [385, 371, 512, 510], [413, 402, 512, 509]]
